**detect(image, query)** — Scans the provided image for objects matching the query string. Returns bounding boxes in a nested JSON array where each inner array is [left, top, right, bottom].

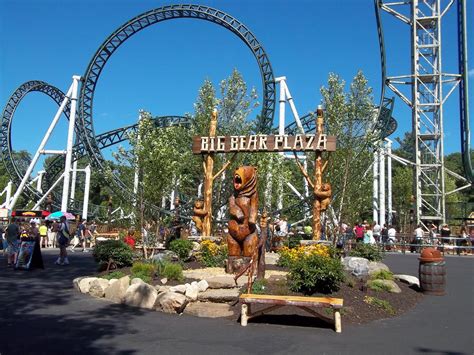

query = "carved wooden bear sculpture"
[[192, 200, 206, 232], [227, 166, 258, 259], [315, 183, 332, 212]]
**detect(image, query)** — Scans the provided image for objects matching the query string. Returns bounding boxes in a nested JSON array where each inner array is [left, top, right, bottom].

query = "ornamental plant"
[[169, 239, 193, 261], [93, 240, 134, 269], [287, 252, 345, 295], [131, 262, 157, 283], [199, 239, 228, 267], [277, 244, 331, 268]]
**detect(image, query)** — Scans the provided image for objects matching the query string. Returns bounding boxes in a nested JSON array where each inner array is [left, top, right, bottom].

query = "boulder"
[[185, 283, 199, 301], [131, 278, 145, 285], [368, 279, 402, 293], [160, 278, 168, 285], [155, 292, 188, 314], [184, 302, 234, 318], [108, 279, 118, 286], [89, 279, 110, 298], [264, 253, 280, 265], [198, 288, 240, 303], [197, 279, 209, 292], [206, 276, 243, 289], [169, 284, 186, 294], [105, 276, 130, 303], [78, 277, 98, 294], [192, 242, 201, 252], [123, 283, 158, 309], [394, 274, 420, 287], [73, 277, 85, 291], [342, 257, 370, 277], [368, 261, 390, 276], [156, 285, 171, 294]]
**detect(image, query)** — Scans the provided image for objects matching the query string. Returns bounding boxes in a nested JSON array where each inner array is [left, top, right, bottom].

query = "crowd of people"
[[1, 217, 98, 267]]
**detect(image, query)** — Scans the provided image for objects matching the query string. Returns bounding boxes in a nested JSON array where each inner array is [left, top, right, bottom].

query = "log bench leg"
[[334, 309, 341, 333], [241, 303, 249, 326]]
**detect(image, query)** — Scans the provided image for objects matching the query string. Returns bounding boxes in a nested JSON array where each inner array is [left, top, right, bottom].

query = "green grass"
[[364, 296, 395, 315]]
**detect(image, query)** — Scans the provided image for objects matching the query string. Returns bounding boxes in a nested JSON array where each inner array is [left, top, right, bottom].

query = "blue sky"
[[0, 0, 472, 173]]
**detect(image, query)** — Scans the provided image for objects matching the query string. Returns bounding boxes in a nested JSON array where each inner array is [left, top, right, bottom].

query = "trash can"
[[418, 248, 446, 295]]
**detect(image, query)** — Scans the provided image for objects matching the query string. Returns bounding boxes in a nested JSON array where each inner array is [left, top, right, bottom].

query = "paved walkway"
[[0, 250, 472, 354]]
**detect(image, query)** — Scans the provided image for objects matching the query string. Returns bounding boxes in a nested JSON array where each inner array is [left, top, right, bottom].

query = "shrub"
[[370, 270, 394, 280], [278, 244, 331, 268], [287, 235, 303, 249], [349, 244, 384, 261], [287, 254, 345, 295], [101, 271, 126, 280], [159, 261, 184, 281], [199, 240, 228, 267], [93, 240, 134, 268], [169, 239, 193, 261], [367, 280, 392, 292], [131, 262, 157, 283], [251, 279, 268, 294], [364, 296, 395, 315]]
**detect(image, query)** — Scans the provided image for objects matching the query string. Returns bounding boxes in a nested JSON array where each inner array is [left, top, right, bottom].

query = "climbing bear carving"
[[315, 183, 332, 212], [227, 166, 258, 258]]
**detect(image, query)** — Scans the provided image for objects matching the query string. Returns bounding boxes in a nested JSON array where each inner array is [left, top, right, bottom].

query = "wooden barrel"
[[419, 261, 446, 295]]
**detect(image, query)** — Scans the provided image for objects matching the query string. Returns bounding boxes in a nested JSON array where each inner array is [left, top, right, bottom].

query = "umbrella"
[[45, 211, 76, 221]]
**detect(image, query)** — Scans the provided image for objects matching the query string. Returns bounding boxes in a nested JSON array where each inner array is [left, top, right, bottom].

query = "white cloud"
[[469, 69, 474, 78]]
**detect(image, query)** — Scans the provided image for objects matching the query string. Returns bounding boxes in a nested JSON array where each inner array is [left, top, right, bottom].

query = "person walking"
[[70, 219, 88, 253], [39, 221, 48, 248], [55, 216, 70, 265], [5, 219, 20, 267], [373, 222, 381, 243]]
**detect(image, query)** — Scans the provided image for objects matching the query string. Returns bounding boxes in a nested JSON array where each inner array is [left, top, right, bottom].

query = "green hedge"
[[93, 240, 134, 268]]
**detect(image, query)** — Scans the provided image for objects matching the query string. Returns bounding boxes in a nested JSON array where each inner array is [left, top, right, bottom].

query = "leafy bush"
[[169, 239, 193, 260], [287, 254, 345, 295], [370, 270, 394, 280], [278, 245, 331, 268], [251, 279, 268, 294], [349, 244, 384, 261], [364, 296, 395, 314], [199, 240, 228, 267], [367, 280, 392, 292], [131, 262, 157, 283], [93, 240, 134, 268], [159, 261, 184, 281], [287, 235, 303, 249], [101, 271, 126, 280]]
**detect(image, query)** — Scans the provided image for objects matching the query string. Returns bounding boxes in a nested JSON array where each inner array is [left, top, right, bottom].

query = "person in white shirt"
[[412, 225, 424, 253], [387, 225, 397, 250]]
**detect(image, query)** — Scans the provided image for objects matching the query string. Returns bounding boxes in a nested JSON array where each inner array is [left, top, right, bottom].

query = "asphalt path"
[[0, 249, 472, 355]]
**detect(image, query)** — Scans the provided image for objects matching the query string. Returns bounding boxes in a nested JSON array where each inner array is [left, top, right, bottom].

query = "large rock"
[[265, 253, 280, 265], [368, 261, 390, 276], [89, 279, 110, 298], [206, 276, 245, 289], [78, 277, 98, 294], [184, 302, 234, 318], [169, 284, 186, 294], [123, 283, 158, 309], [198, 288, 240, 302], [368, 279, 402, 293], [342, 257, 370, 277], [155, 292, 188, 314], [105, 276, 130, 303], [185, 283, 199, 301], [156, 285, 171, 294], [131, 278, 145, 285], [197, 280, 209, 292], [73, 277, 85, 291], [108, 278, 119, 286], [394, 274, 420, 287]]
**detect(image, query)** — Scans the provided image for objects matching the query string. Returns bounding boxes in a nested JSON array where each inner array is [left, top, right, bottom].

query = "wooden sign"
[[192, 134, 336, 154]]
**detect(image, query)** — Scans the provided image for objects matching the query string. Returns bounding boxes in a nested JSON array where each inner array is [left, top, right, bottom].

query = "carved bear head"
[[233, 166, 257, 197]]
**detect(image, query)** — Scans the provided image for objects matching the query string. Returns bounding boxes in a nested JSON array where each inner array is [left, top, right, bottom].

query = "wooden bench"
[[239, 294, 343, 333]]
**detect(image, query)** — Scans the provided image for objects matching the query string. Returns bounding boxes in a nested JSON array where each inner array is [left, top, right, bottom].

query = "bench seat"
[[239, 293, 343, 333]]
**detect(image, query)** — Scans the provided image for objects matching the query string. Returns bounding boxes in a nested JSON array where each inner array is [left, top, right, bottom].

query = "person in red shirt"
[[353, 222, 365, 243], [123, 229, 135, 248]]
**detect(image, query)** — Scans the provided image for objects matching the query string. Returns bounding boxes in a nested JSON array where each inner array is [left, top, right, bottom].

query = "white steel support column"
[[36, 171, 45, 193], [70, 160, 78, 201], [373, 149, 379, 224], [6, 181, 12, 208], [61, 75, 81, 212], [9, 80, 75, 211], [379, 146, 386, 228], [82, 165, 91, 220], [277, 77, 286, 135], [386, 139, 393, 225]]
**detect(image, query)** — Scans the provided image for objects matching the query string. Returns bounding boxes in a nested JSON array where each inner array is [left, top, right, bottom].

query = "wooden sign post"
[[193, 107, 336, 241]]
